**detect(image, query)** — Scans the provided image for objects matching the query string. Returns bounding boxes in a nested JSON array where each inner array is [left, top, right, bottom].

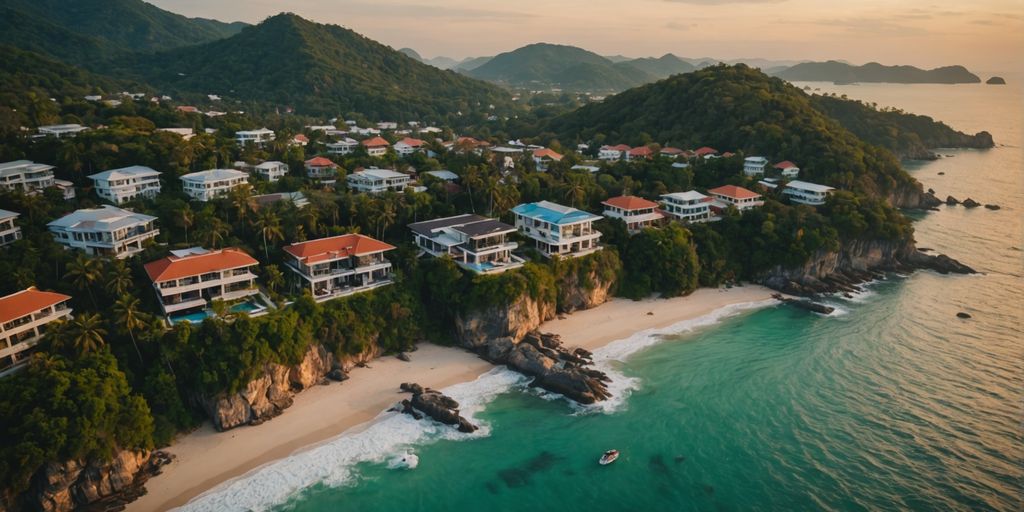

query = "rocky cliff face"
[[886, 181, 943, 210], [454, 294, 556, 351], [558, 267, 614, 313]]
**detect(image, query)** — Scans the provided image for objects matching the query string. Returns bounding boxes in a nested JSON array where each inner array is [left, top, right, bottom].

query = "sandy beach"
[[130, 284, 774, 511]]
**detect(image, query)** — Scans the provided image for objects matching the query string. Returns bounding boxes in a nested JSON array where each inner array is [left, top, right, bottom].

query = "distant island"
[[774, 60, 981, 84], [986, 76, 1006, 85]]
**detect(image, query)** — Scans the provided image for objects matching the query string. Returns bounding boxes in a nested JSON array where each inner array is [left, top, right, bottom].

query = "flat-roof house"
[[512, 200, 602, 259], [283, 234, 395, 302], [0, 209, 21, 248], [599, 144, 630, 161], [743, 156, 769, 176], [660, 191, 712, 223], [304, 157, 339, 183], [361, 136, 391, 157], [602, 196, 665, 233], [533, 148, 563, 171], [0, 288, 72, 377], [88, 166, 161, 204], [347, 168, 410, 194], [783, 180, 835, 206], [326, 138, 359, 155], [48, 205, 158, 259], [180, 169, 250, 201], [626, 146, 654, 161], [145, 247, 261, 319], [774, 160, 800, 178], [37, 124, 88, 139], [235, 128, 275, 147], [53, 179, 76, 200], [409, 214, 524, 274], [247, 161, 289, 182], [394, 137, 426, 157], [0, 160, 56, 194], [708, 185, 763, 212]]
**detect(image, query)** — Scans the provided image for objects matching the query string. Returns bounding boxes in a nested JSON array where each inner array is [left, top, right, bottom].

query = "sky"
[[149, 0, 1024, 72]]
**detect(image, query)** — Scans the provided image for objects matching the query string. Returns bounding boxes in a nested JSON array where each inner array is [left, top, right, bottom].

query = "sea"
[[179, 78, 1023, 512]]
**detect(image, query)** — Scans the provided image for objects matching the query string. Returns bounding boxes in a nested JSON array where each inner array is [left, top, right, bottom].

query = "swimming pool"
[[169, 310, 212, 325]]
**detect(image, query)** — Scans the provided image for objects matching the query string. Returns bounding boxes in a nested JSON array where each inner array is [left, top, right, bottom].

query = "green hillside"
[[467, 43, 657, 91], [619, 54, 696, 79], [775, 60, 980, 84]]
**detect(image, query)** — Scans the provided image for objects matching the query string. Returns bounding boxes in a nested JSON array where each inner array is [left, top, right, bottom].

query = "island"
[[986, 76, 1007, 85]]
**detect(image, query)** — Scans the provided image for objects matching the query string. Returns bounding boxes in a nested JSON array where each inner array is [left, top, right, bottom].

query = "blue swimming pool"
[[230, 301, 262, 313], [169, 310, 212, 324]]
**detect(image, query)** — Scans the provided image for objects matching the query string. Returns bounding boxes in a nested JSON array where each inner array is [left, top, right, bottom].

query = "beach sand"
[[129, 285, 774, 511]]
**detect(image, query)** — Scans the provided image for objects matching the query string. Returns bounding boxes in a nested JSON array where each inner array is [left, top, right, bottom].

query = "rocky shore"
[[397, 383, 478, 433]]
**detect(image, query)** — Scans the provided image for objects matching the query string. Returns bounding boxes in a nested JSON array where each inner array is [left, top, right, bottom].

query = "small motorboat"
[[599, 449, 619, 465]]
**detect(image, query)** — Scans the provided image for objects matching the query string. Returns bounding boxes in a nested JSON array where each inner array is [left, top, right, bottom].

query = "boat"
[[599, 450, 619, 465]]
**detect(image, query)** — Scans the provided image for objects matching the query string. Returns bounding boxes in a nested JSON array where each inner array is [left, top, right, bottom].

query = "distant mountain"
[[398, 49, 462, 70], [1, 0, 246, 62], [119, 13, 516, 120], [603, 55, 634, 63], [452, 56, 493, 72], [774, 61, 981, 84], [398, 47, 424, 61], [620, 54, 695, 79], [465, 43, 659, 91]]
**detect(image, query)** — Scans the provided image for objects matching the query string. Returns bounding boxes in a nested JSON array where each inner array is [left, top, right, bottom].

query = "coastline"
[[130, 285, 775, 512]]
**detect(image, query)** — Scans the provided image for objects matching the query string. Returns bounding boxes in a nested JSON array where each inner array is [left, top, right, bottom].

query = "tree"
[[253, 209, 283, 259], [263, 265, 285, 294], [176, 205, 195, 245], [113, 295, 146, 364], [105, 259, 133, 298], [66, 254, 101, 307], [69, 313, 107, 355], [564, 173, 587, 208], [200, 216, 230, 249]]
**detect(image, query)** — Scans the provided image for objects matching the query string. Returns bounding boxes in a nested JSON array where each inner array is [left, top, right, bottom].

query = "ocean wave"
[[175, 368, 528, 512]]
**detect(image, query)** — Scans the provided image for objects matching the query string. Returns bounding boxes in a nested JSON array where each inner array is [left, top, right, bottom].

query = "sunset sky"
[[150, 0, 1024, 72]]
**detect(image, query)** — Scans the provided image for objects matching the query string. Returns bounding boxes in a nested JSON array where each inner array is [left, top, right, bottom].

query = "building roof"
[[284, 234, 395, 264], [774, 160, 799, 169], [236, 128, 274, 136], [304, 157, 337, 168], [628, 146, 653, 157], [409, 214, 514, 239], [0, 160, 54, 178], [0, 287, 70, 325], [254, 161, 287, 170], [511, 200, 601, 225], [361, 136, 390, 148], [252, 192, 308, 209], [708, 185, 762, 200], [424, 170, 459, 181], [785, 180, 835, 193], [0, 208, 18, 220], [603, 195, 659, 210], [603, 144, 631, 152], [352, 168, 407, 180], [88, 165, 160, 182], [293, 134, 310, 143], [533, 148, 563, 161], [180, 169, 248, 182], [744, 156, 769, 163], [660, 147, 684, 155], [694, 146, 718, 156], [396, 137, 425, 147], [48, 205, 156, 231], [144, 248, 258, 282], [661, 191, 710, 202]]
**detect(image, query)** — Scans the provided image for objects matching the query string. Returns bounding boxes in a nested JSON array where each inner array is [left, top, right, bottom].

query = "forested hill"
[[118, 13, 518, 121], [774, 61, 980, 84], [465, 43, 659, 91], [546, 64, 922, 201], [0, 0, 245, 62]]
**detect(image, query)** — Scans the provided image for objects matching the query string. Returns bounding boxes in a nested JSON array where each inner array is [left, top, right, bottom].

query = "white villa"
[[743, 156, 769, 176], [783, 180, 835, 206], [283, 234, 395, 302], [512, 200, 602, 259], [237, 161, 289, 182], [326, 138, 359, 155], [37, 124, 88, 139], [361, 136, 390, 157], [0, 288, 72, 377], [708, 185, 764, 212], [48, 205, 158, 259], [599, 144, 630, 161], [304, 157, 339, 183], [88, 165, 161, 204], [660, 191, 712, 223], [394, 137, 426, 156], [347, 168, 410, 194], [180, 169, 250, 201], [0, 160, 56, 194], [409, 214, 525, 274], [0, 209, 21, 247], [774, 160, 800, 178], [602, 195, 665, 232], [235, 128, 275, 147], [145, 247, 261, 318]]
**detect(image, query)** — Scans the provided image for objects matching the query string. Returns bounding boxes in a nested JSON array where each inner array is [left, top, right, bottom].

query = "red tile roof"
[[628, 146, 653, 157], [305, 156, 337, 168], [293, 134, 309, 143], [694, 146, 718, 156], [721, 151, 735, 158], [660, 147, 684, 155], [602, 195, 659, 210], [145, 248, 258, 282], [398, 137, 425, 147], [610, 144, 632, 151], [774, 160, 798, 169], [708, 185, 762, 200], [284, 234, 395, 264], [533, 148, 563, 161], [361, 136, 390, 148], [0, 288, 71, 325]]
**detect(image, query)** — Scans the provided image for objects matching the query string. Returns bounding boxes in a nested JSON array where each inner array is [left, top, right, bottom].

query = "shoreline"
[[129, 285, 775, 512]]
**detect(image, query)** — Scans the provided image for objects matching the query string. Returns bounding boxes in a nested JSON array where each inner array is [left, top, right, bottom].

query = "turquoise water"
[[180, 82, 1022, 511], [230, 301, 261, 313], [169, 310, 211, 324]]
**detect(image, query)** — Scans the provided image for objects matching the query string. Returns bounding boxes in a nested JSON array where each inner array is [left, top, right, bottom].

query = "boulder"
[[956, 312, 972, 319], [400, 384, 477, 432], [986, 76, 1006, 85], [945, 195, 959, 205], [396, 352, 411, 362], [962, 198, 981, 208], [984, 204, 1001, 210]]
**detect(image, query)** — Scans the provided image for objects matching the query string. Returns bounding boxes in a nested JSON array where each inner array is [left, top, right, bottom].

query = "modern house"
[[283, 234, 395, 302], [626, 146, 653, 161], [394, 137, 426, 156], [0, 288, 72, 377], [602, 196, 665, 232], [533, 148, 563, 171], [783, 180, 835, 206], [708, 185, 764, 212], [0, 209, 21, 247], [743, 156, 769, 176], [0, 160, 56, 194], [244, 161, 289, 182], [512, 200, 602, 259], [304, 157, 339, 183], [37, 124, 88, 139], [144, 247, 261, 319], [326, 138, 359, 155], [774, 160, 800, 178], [180, 169, 250, 201], [235, 128, 275, 147], [361, 136, 391, 157], [660, 191, 713, 223], [88, 166, 161, 204], [346, 168, 410, 194], [409, 214, 524, 274], [292, 134, 309, 146], [48, 205, 159, 259], [599, 144, 630, 161]]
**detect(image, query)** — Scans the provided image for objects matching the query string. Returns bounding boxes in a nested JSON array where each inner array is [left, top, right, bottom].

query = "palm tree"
[[229, 187, 253, 225], [253, 209, 283, 259], [263, 265, 285, 294], [69, 313, 107, 356], [373, 200, 397, 239], [105, 259, 133, 297], [176, 205, 195, 245], [463, 166, 482, 213], [201, 217, 230, 249], [564, 174, 587, 208], [66, 254, 101, 307], [300, 205, 320, 237], [113, 295, 146, 364]]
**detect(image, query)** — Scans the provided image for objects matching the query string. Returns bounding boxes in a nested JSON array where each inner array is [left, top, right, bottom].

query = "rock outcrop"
[[986, 76, 1006, 85], [962, 198, 981, 208], [398, 383, 477, 433], [455, 294, 556, 351], [945, 195, 959, 205]]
